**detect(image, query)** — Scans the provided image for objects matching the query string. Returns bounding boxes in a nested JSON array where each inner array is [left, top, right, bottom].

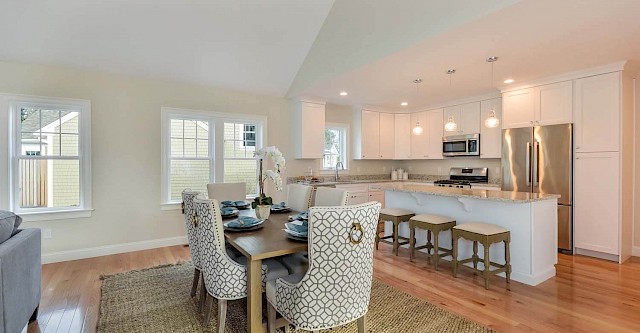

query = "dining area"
[[181, 173, 381, 333]]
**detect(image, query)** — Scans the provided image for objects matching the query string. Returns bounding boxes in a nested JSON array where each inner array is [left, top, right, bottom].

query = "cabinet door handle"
[[380, 155, 383, 158], [576, 146, 581, 149]]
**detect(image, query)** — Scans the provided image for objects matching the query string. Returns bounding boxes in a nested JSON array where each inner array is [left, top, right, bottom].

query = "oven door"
[[442, 139, 469, 156]]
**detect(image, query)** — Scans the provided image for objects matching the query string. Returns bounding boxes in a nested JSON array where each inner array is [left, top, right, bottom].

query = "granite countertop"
[[372, 183, 560, 203], [296, 179, 502, 188]]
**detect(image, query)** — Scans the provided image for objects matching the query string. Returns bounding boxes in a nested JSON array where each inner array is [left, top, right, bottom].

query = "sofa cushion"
[[12, 214, 23, 235], [0, 210, 16, 244]]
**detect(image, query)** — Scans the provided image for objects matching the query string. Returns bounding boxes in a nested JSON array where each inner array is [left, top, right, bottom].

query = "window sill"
[[20, 208, 94, 222], [161, 203, 182, 211]]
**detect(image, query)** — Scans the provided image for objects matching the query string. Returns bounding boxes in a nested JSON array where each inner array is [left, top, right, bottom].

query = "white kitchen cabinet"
[[368, 189, 385, 208], [379, 113, 395, 159], [480, 98, 502, 159], [502, 88, 535, 129], [574, 152, 620, 255], [292, 99, 325, 159], [394, 113, 411, 159], [443, 102, 480, 136], [503, 82, 572, 129], [535, 81, 573, 126], [360, 110, 380, 159], [425, 109, 444, 159], [409, 111, 428, 158], [335, 184, 369, 205], [574, 72, 620, 153]]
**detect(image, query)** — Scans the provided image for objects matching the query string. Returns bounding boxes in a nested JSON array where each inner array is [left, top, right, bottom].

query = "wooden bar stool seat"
[[376, 208, 415, 255], [408, 214, 456, 270], [452, 223, 511, 290]]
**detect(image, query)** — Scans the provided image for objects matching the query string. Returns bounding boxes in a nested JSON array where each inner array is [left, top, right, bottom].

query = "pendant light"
[[444, 69, 458, 132], [412, 79, 424, 135], [484, 56, 500, 128]]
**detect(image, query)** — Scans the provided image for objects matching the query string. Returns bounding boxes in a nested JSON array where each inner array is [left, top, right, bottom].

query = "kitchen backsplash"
[[287, 173, 501, 185]]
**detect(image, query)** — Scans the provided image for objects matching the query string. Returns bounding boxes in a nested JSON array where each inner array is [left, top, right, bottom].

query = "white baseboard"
[[633, 246, 640, 257], [42, 236, 188, 264]]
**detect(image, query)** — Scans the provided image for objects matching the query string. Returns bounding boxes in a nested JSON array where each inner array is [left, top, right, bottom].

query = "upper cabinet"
[[574, 72, 620, 153], [292, 99, 325, 159], [394, 113, 411, 159], [536, 81, 573, 126], [480, 98, 502, 159], [443, 102, 480, 136], [379, 113, 395, 159], [425, 109, 444, 159], [502, 81, 572, 129], [409, 109, 443, 159], [360, 109, 380, 159], [353, 109, 395, 159]]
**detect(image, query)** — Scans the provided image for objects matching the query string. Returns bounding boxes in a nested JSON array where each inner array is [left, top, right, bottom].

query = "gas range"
[[434, 167, 489, 189], [433, 179, 473, 189]]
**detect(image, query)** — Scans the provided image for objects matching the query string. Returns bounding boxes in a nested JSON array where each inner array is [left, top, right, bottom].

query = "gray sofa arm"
[[0, 228, 41, 333]]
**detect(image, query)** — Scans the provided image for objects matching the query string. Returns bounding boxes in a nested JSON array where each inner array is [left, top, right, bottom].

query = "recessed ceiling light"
[[339, 91, 348, 96], [401, 102, 408, 106], [504, 79, 515, 84]]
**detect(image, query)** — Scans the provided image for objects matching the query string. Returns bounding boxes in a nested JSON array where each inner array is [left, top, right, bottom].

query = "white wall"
[[0, 61, 399, 261]]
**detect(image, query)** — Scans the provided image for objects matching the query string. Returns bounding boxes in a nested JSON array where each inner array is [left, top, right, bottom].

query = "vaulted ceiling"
[[1, 0, 639, 109]]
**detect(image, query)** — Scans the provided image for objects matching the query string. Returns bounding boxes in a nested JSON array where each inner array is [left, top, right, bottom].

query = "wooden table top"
[[224, 209, 308, 261]]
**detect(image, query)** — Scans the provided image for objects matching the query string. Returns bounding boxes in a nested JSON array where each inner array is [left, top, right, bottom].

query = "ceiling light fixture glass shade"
[[339, 91, 348, 96], [412, 120, 423, 135], [444, 116, 457, 132], [484, 108, 500, 128]]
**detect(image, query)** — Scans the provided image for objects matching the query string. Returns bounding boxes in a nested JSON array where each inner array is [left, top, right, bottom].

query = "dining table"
[[224, 208, 308, 333]]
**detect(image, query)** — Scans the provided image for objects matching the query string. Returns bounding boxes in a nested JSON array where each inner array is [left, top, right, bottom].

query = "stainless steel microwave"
[[442, 134, 480, 157]]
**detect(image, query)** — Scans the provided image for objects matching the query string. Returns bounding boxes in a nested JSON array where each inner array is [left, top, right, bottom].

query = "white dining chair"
[[313, 187, 349, 206], [181, 190, 204, 299], [286, 184, 313, 212], [266, 201, 382, 333], [193, 197, 289, 331], [207, 182, 246, 202]]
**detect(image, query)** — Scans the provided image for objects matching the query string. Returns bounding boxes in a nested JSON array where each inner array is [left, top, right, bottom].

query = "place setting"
[[270, 201, 291, 213], [221, 200, 251, 210], [223, 215, 265, 232], [284, 211, 309, 242]]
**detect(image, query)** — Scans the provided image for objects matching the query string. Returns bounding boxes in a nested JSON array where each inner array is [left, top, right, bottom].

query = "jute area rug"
[[97, 262, 495, 333]]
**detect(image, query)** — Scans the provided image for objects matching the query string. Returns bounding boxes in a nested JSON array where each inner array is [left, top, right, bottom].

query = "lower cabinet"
[[334, 183, 386, 207], [574, 152, 620, 256]]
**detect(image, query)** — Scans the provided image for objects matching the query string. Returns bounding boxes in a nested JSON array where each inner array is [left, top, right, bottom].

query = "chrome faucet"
[[335, 161, 344, 182]]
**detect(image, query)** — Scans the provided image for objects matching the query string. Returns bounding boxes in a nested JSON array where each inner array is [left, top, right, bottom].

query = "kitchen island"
[[373, 183, 560, 286]]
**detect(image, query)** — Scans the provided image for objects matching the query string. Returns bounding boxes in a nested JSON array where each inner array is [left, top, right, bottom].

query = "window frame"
[[160, 107, 266, 210], [2, 94, 92, 221], [320, 123, 349, 172]]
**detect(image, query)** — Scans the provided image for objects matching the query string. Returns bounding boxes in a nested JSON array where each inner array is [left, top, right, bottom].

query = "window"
[[168, 118, 212, 201], [323, 124, 348, 170], [2, 95, 92, 220], [161, 108, 265, 207], [224, 122, 259, 196]]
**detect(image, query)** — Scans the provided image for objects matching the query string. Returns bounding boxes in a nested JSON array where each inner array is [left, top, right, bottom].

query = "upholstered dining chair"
[[181, 190, 203, 299], [207, 182, 246, 202], [193, 197, 290, 331], [266, 201, 382, 333], [286, 184, 313, 212], [313, 187, 349, 206]]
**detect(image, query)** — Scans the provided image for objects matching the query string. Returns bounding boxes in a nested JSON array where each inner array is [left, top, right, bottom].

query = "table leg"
[[247, 258, 263, 333]]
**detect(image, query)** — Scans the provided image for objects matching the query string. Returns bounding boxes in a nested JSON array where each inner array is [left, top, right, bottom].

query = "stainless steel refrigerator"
[[501, 124, 573, 253]]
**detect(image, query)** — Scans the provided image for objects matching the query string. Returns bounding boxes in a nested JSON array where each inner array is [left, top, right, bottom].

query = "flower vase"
[[255, 205, 271, 220]]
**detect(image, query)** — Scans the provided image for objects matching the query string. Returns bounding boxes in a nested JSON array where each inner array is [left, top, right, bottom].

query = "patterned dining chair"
[[313, 187, 349, 206], [287, 184, 313, 212], [207, 182, 246, 201], [266, 201, 382, 333], [181, 190, 203, 298], [193, 197, 289, 331]]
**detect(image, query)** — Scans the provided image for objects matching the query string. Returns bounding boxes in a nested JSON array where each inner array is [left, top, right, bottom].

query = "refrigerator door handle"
[[533, 140, 540, 186], [526, 141, 532, 186]]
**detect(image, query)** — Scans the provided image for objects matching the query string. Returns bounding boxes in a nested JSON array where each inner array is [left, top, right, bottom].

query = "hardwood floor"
[[26, 244, 640, 333]]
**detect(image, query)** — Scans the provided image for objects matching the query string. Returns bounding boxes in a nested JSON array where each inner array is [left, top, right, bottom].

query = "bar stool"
[[408, 214, 456, 270], [452, 223, 511, 290], [376, 208, 415, 255]]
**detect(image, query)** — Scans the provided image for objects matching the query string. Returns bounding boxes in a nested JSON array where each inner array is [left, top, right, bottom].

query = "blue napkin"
[[289, 211, 309, 221], [221, 201, 233, 207], [271, 202, 288, 210], [233, 200, 248, 207], [285, 222, 308, 234], [221, 207, 238, 216], [225, 216, 263, 229]]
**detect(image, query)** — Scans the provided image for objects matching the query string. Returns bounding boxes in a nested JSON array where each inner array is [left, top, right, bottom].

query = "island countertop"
[[372, 183, 560, 203]]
